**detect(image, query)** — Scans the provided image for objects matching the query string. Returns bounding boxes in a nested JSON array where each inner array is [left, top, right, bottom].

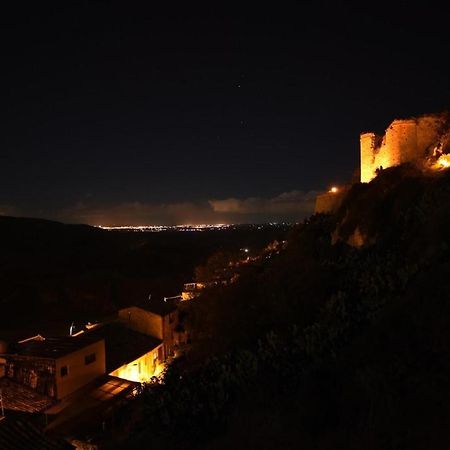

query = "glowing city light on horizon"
[[94, 223, 292, 233], [97, 224, 232, 232]]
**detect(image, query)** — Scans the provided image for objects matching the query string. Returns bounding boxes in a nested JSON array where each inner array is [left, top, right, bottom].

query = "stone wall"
[[360, 114, 448, 183], [315, 191, 345, 214]]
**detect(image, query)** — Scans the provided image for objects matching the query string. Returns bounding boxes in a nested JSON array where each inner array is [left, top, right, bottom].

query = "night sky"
[[1, 2, 450, 225]]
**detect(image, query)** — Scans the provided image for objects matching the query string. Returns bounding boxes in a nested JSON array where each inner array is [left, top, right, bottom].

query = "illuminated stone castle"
[[360, 112, 450, 183], [315, 112, 450, 214]]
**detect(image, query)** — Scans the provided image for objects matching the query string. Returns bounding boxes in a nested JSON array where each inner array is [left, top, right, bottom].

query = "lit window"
[[60, 366, 68, 377], [85, 353, 96, 365]]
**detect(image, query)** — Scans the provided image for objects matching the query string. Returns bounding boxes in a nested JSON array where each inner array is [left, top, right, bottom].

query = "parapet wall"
[[360, 113, 448, 182], [315, 191, 345, 214]]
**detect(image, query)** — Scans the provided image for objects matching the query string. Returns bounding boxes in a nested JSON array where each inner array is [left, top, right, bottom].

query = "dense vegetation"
[[117, 164, 450, 449]]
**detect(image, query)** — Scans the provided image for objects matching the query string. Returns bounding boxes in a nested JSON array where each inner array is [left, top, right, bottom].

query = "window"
[[60, 365, 68, 377], [85, 353, 96, 365]]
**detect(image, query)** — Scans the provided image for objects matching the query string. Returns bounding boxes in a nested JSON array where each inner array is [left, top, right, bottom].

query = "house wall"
[[118, 306, 180, 359], [55, 339, 105, 400], [109, 344, 164, 382], [118, 306, 164, 340], [162, 314, 175, 358]]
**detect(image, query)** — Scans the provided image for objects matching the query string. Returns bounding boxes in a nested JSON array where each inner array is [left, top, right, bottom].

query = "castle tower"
[[386, 119, 417, 164], [360, 118, 421, 183], [360, 132, 377, 183]]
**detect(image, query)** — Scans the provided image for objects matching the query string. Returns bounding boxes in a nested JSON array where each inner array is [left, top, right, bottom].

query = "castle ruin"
[[315, 112, 450, 214], [360, 113, 450, 183]]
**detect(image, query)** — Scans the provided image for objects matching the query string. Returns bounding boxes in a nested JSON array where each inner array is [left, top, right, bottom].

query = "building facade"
[[118, 303, 182, 359], [1, 335, 105, 400]]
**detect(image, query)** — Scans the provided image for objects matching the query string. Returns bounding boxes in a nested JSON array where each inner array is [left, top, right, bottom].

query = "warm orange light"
[[329, 186, 338, 193], [438, 155, 450, 168], [110, 350, 164, 382], [432, 154, 450, 170]]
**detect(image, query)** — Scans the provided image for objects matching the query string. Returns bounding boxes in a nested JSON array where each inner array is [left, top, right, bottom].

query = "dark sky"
[[1, 2, 450, 225]]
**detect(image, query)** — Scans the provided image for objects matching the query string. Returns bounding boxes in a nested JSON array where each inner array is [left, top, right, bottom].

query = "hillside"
[[117, 164, 450, 450], [0, 216, 286, 337]]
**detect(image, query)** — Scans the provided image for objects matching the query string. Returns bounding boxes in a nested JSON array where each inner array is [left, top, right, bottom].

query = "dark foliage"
[[118, 166, 450, 449]]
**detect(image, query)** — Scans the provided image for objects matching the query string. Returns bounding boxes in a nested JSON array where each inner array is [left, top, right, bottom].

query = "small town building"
[[0, 334, 105, 400], [88, 323, 164, 382], [118, 300, 184, 359], [182, 280, 231, 300], [182, 282, 206, 300]]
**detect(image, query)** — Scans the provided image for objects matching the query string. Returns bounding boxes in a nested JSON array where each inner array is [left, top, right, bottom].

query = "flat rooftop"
[[133, 299, 178, 316], [5, 334, 103, 359]]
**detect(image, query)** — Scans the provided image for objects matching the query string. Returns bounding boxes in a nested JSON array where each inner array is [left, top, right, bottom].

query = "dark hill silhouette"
[[116, 164, 450, 450], [0, 216, 286, 337]]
